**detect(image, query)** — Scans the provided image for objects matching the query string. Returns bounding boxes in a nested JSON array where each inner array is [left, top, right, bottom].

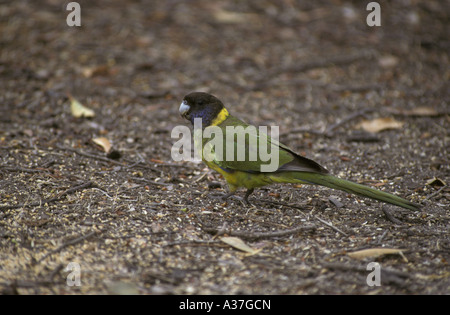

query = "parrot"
[[178, 92, 420, 211]]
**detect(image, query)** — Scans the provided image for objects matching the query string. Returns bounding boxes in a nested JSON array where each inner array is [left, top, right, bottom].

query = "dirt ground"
[[0, 0, 448, 295]]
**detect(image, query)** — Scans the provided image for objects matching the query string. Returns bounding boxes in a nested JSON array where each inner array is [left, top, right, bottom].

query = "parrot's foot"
[[209, 191, 239, 201], [243, 188, 254, 206], [209, 189, 254, 206]]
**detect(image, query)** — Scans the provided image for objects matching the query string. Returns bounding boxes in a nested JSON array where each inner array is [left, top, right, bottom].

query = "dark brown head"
[[179, 92, 225, 126]]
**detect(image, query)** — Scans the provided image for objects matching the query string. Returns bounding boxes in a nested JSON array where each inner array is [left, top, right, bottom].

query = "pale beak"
[[179, 100, 190, 117]]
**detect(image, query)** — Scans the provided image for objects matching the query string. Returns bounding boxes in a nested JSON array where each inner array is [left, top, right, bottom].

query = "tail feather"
[[286, 172, 421, 211]]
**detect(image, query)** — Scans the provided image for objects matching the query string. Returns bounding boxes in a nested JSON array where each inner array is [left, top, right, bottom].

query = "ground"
[[0, 0, 449, 295]]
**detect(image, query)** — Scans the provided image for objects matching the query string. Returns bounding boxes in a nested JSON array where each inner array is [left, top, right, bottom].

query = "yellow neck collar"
[[210, 108, 229, 126]]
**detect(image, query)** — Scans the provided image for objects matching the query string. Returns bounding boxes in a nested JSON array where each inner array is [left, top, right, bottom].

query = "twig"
[[236, 50, 376, 91], [0, 181, 93, 211], [56, 144, 124, 166], [58, 144, 197, 173], [253, 198, 347, 236], [313, 216, 348, 236], [346, 131, 380, 143], [146, 161, 200, 169], [0, 166, 41, 173], [123, 156, 198, 173], [323, 262, 410, 287], [202, 225, 316, 240], [328, 83, 384, 93], [377, 229, 389, 244], [36, 230, 97, 263], [47, 264, 65, 282], [121, 157, 161, 173], [322, 262, 368, 272], [425, 186, 446, 201], [272, 50, 376, 76], [381, 205, 403, 225], [280, 108, 375, 138], [0, 279, 62, 291], [324, 108, 374, 136], [279, 127, 325, 138], [131, 177, 173, 186], [253, 199, 309, 211], [163, 240, 222, 247], [194, 170, 209, 183], [58, 144, 158, 173], [50, 181, 93, 201], [40, 159, 56, 168]]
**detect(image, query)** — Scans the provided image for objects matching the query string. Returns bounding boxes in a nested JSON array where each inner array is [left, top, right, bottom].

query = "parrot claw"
[[209, 191, 238, 201], [209, 190, 253, 206]]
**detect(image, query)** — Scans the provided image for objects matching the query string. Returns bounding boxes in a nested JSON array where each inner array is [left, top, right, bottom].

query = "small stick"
[[194, 171, 209, 183], [0, 166, 44, 173], [202, 225, 316, 240], [313, 216, 348, 236], [324, 108, 374, 136], [254, 198, 347, 236], [37, 230, 97, 264], [253, 199, 308, 211], [250, 50, 376, 91], [0, 181, 93, 211], [425, 186, 446, 201], [381, 205, 403, 225], [56, 144, 124, 166]]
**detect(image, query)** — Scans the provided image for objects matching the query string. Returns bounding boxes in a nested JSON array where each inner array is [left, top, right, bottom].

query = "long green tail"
[[281, 172, 421, 211]]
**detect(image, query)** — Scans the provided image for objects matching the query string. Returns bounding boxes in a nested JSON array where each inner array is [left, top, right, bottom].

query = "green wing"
[[206, 115, 328, 174]]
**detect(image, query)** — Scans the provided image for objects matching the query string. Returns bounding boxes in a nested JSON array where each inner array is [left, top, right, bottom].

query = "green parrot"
[[179, 92, 420, 211]]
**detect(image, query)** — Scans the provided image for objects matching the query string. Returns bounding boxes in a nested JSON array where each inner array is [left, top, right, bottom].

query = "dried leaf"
[[348, 248, 406, 260], [214, 10, 245, 23], [220, 237, 260, 255], [378, 55, 399, 68], [426, 177, 446, 187], [82, 64, 113, 78], [92, 137, 112, 153], [70, 96, 95, 118], [388, 106, 439, 117], [23, 129, 33, 137], [402, 107, 439, 117], [213, 10, 255, 23], [357, 117, 403, 133]]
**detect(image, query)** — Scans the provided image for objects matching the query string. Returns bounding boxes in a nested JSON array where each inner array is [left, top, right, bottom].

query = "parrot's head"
[[179, 92, 228, 127]]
